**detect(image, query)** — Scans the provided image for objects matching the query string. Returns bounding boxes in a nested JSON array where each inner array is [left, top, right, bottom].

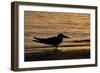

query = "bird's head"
[[58, 33, 70, 39]]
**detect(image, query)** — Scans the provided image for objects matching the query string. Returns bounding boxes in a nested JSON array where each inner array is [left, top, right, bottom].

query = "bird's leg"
[[55, 46, 58, 51]]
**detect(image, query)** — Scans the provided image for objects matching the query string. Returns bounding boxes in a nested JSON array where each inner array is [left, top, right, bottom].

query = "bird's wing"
[[34, 36, 57, 40], [33, 36, 57, 44]]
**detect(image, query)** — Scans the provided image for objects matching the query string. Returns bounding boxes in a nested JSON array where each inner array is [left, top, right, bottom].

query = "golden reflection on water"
[[24, 11, 90, 53]]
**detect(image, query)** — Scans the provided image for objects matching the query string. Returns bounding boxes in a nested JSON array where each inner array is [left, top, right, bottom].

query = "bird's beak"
[[63, 35, 70, 39]]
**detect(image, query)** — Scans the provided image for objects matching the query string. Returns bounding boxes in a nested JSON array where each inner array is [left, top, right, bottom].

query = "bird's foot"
[[54, 49, 58, 52]]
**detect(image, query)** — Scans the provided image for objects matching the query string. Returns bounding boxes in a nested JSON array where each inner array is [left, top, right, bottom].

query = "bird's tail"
[[33, 37, 40, 40], [32, 37, 39, 42], [32, 37, 43, 42], [32, 37, 45, 43]]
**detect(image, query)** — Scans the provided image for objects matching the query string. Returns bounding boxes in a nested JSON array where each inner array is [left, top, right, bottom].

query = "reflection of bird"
[[32, 33, 70, 51]]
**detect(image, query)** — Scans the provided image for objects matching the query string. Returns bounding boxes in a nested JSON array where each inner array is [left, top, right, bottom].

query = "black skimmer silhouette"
[[32, 33, 70, 51]]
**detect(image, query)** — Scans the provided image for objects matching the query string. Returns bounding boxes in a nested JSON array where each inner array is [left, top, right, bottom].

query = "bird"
[[32, 33, 70, 51]]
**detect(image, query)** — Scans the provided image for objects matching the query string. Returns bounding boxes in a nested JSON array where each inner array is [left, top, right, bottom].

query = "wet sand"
[[25, 49, 90, 61]]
